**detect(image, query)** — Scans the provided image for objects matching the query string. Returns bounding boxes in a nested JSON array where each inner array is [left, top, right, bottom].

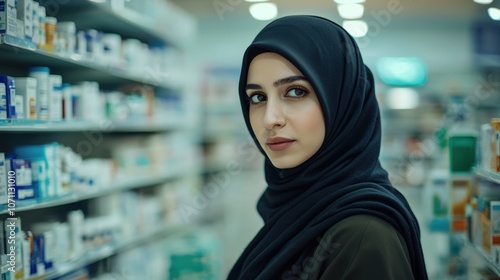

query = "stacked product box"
[[0, 143, 121, 210], [0, 75, 17, 121], [471, 178, 500, 266], [469, 117, 500, 268], [0, 211, 87, 279], [448, 128, 478, 232], [0, 0, 18, 37]]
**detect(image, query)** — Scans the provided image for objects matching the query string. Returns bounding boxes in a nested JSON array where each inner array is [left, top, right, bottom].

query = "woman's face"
[[246, 52, 325, 169]]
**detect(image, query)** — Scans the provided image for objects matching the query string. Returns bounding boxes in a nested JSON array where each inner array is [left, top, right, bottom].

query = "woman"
[[227, 15, 428, 280]]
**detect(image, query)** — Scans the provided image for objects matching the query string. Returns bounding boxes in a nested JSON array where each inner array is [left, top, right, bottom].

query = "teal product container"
[[0, 75, 16, 119], [14, 143, 60, 200], [448, 130, 478, 174], [167, 230, 223, 280]]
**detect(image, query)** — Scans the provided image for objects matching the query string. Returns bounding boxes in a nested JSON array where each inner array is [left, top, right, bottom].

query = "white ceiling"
[[170, 0, 490, 20]]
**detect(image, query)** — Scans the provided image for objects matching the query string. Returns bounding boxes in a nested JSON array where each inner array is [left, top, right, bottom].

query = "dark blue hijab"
[[228, 15, 427, 280]]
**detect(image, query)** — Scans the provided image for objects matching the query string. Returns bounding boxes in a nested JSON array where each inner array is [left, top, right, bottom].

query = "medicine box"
[[15, 77, 37, 120], [0, 77, 6, 120], [0, 75, 16, 119], [0, 153, 7, 205], [16, 0, 32, 40], [15, 95, 24, 120], [49, 75, 62, 121], [448, 131, 478, 174], [11, 158, 35, 203], [451, 176, 472, 232], [491, 201, 500, 264], [0, 0, 17, 36]]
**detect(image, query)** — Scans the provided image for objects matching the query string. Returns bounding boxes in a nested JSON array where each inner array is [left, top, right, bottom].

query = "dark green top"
[[298, 214, 415, 280]]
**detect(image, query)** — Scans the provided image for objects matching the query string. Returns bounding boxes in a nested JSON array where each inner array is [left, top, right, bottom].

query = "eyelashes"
[[245, 86, 310, 105]]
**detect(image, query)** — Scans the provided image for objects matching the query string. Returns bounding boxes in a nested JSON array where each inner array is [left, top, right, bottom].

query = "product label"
[[15, 95, 24, 119], [9, 88, 15, 106], [31, 160, 47, 181], [0, 153, 8, 204], [17, 188, 34, 199], [29, 97, 36, 119], [0, 82, 6, 119], [0, 2, 5, 31], [0, 0, 17, 36], [15, 166, 32, 186]]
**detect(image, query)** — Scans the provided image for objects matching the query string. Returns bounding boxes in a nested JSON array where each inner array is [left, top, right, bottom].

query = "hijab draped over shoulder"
[[228, 15, 427, 280]]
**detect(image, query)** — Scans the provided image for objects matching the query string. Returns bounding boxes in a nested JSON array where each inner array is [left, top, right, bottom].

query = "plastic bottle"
[[29, 66, 50, 120], [44, 17, 57, 53]]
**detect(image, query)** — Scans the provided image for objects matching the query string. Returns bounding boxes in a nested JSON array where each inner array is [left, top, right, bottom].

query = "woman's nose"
[[263, 100, 286, 130]]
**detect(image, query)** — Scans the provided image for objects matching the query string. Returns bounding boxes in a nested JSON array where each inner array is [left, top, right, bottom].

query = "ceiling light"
[[342, 20, 368, 37], [376, 57, 427, 87], [245, 0, 269, 2], [338, 4, 364, 19], [386, 88, 420, 110], [249, 3, 278, 21], [334, 0, 365, 4], [488, 7, 500, 20], [473, 0, 493, 4]]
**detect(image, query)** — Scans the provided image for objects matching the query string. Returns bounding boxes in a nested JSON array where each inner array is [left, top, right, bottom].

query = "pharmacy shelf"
[[57, 0, 190, 47], [468, 241, 500, 277], [0, 34, 176, 89], [203, 127, 249, 140], [475, 168, 500, 185], [28, 224, 189, 280], [0, 165, 187, 215], [0, 263, 9, 276], [0, 119, 183, 133], [205, 105, 241, 115]]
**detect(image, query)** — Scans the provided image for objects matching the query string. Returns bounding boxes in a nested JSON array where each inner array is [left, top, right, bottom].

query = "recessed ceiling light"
[[385, 88, 420, 110], [249, 3, 278, 21], [488, 7, 500, 20], [342, 20, 368, 37], [473, 0, 493, 4], [338, 4, 364, 19], [334, 0, 365, 4]]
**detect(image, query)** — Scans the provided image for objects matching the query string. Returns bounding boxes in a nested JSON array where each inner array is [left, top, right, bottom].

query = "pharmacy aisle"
[[0, 0, 226, 279]]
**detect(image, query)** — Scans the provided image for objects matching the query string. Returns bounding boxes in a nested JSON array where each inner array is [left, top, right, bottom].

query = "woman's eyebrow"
[[245, 84, 262, 91], [245, 75, 307, 91], [273, 75, 306, 87]]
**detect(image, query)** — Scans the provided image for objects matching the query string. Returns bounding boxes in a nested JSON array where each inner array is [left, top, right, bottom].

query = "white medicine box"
[[0, 0, 18, 37], [17, 0, 32, 40]]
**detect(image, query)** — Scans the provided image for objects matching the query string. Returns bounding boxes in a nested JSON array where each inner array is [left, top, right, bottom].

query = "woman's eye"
[[249, 94, 266, 104], [287, 87, 308, 98]]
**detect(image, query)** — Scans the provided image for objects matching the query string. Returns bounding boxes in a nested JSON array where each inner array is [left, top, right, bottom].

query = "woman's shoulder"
[[302, 214, 413, 280], [325, 214, 405, 240]]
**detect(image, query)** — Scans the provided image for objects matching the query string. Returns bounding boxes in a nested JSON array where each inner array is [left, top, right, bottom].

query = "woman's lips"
[[266, 137, 295, 151]]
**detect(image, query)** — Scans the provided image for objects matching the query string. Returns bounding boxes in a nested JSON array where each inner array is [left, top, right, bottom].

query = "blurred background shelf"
[[0, 34, 178, 88], [0, 120, 184, 133]]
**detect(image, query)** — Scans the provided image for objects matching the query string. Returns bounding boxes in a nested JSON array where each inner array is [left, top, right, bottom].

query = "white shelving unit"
[[0, 165, 187, 215], [0, 120, 183, 132], [27, 224, 189, 280], [0, 1, 199, 279]]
